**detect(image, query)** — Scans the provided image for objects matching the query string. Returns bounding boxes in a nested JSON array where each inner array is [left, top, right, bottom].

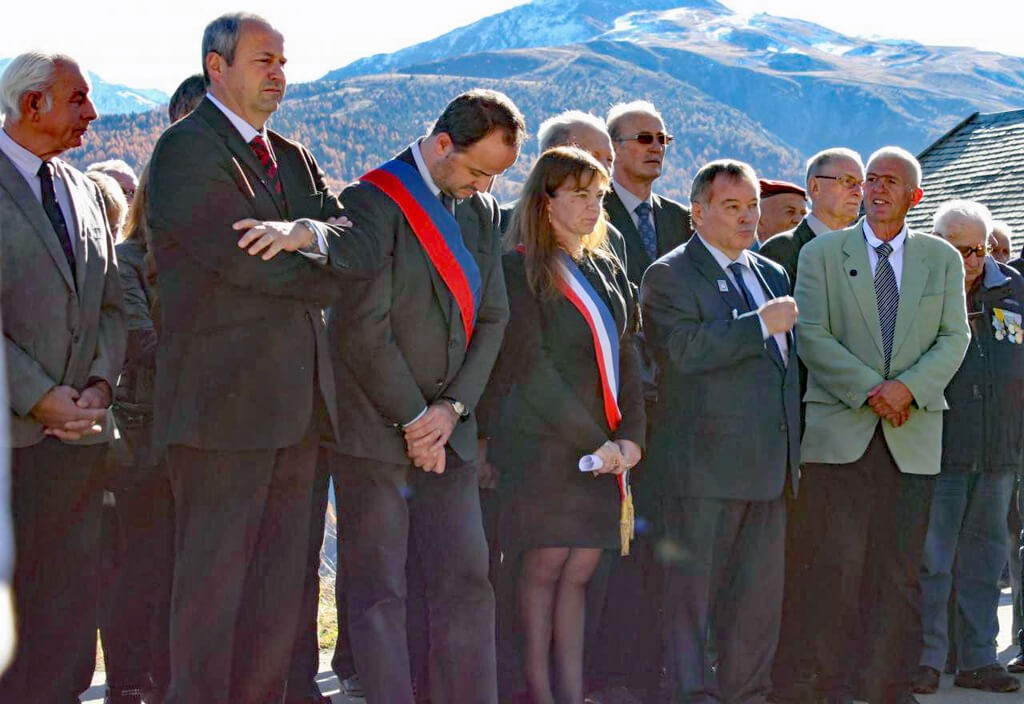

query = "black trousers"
[[285, 447, 333, 702], [100, 470, 174, 696], [788, 428, 934, 704], [0, 439, 106, 704], [662, 494, 786, 704], [331, 451, 497, 704], [164, 422, 319, 704]]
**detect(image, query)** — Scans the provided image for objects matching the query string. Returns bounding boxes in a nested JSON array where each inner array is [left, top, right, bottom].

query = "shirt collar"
[[697, 232, 750, 272], [806, 213, 833, 236], [0, 127, 44, 178], [206, 92, 266, 144], [982, 256, 1012, 289], [410, 139, 442, 198], [863, 219, 908, 253], [612, 180, 653, 215]]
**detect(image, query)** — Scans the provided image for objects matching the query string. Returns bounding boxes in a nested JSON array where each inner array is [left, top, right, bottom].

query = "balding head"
[[537, 110, 613, 171]]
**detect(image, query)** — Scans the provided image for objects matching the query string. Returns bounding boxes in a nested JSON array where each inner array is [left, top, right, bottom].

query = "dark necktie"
[[440, 192, 455, 216], [37, 161, 77, 280], [729, 261, 784, 365], [249, 135, 283, 196], [874, 241, 899, 377], [634, 201, 657, 260]]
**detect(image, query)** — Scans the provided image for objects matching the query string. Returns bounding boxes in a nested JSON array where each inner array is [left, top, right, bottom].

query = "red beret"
[[759, 178, 806, 199]]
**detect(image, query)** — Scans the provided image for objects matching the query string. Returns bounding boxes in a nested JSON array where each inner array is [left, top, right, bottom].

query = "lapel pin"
[[849, 269, 858, 277], [717, 279, 729, 292]]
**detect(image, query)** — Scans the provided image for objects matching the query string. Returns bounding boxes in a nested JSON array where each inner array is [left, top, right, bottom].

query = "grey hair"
[[932, 199, 993, 237], [805, 147, 864, 185], [690, 159, 759, 205], [86, 159, 138, 183], [0, 52, 78, 122], [85, 171, 129, 236], [201, 12, 272, 82], [537, 110, 608, 152], [606, 100, 663, 141], [867, 146, 923, 189]]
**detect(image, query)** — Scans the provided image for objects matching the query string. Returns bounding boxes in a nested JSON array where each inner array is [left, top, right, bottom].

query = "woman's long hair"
[[505, 146, 612, 299], [121, 161, 151, 245]]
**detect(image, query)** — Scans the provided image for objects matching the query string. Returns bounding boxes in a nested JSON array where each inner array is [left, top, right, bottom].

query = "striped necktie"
[[874, 242, 899, 377], [249, 135, 283, 196], [634, 201, 657, 260]]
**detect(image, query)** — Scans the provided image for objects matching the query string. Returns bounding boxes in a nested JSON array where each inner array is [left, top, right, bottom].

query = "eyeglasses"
[[949, 243, 988, 259], [815, 174, 863, 190], [616, 132, 673, 146]]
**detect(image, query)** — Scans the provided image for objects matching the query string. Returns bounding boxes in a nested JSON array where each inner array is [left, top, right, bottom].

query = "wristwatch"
[[442, 397, 468, 418]]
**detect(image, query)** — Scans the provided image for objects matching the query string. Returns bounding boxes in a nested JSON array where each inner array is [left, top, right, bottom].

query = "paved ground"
[[80, 591, 1023, 703]]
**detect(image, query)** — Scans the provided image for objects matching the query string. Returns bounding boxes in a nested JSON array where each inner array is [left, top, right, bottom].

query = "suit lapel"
[[604, 190, 649, 272], [842, 225, 885, 359], [891, 230, 929, 359], [55, 160, 91, 292], [749, 256, 790, 371], [196, 99, 285, 220], [0, 151, 76, 291], [651, 194, 676, 255], [685, 236, 747, 314]]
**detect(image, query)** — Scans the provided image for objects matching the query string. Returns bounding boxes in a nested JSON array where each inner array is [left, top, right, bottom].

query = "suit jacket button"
[[436, 379, 445, 387], [779, 423, 788, 432]]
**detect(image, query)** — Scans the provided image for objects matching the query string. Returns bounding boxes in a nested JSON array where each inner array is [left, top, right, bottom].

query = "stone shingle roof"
[[907, 109, 1024, 257]]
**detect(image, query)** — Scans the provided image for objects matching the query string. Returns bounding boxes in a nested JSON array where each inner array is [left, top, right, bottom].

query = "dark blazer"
[[641, 235, 801, 500], [147, 97, 379, 451], [328, 148, 510, 465], [1009, 257, 1024, 276], [604, 188, 692, 286], [759, 217, 818, 284], [0, 151, 126, 448], [490, 250, 646, 471]]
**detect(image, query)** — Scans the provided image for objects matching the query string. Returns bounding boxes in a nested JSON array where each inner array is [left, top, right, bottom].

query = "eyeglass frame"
[[937, 239, 988, 259], [614, 132, 674, 146], [813, 174, 864, 190]]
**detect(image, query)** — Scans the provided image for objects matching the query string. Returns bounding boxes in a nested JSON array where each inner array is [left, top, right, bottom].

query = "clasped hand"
[[404, 401, 459, 474], [234, 215, 353, 260], [867, 380, 913, 428], [590, 439, 642, 476], [30, 382, 111, 441]]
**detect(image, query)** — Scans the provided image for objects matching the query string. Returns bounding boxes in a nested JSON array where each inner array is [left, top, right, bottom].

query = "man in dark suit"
[[761, 147, 865, 284], [146, 14, 379, 703], [604, 100, 692, 286], [0, 52, 126, 703], [641, 159, 801, 704], [328, 89, 524, 704]]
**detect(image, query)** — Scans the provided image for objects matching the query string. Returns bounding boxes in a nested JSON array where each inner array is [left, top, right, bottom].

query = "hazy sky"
[[2, 0, 1017, 93]]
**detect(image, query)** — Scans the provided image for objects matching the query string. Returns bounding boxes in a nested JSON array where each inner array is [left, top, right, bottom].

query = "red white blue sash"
[[554, 252, 622, 432], [554, 252, 635, 555], [361, 159, 482, 345]]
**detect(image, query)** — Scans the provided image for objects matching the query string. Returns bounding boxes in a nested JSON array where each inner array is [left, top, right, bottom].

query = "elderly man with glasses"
[[911, 200, 1024, 696]]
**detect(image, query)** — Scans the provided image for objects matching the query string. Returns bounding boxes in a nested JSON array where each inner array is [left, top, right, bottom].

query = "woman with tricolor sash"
[[491, 147, 646, 704]]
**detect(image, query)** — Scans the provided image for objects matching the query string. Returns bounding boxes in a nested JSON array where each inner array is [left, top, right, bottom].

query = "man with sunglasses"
[[791, 147, 969, 704], [604, 100, 692, 286], [761, 147, 865, 285], [912, 200, 1024, 696]]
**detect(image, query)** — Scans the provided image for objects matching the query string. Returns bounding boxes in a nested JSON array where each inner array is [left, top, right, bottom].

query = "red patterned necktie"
[[249, 135, 283, 195]]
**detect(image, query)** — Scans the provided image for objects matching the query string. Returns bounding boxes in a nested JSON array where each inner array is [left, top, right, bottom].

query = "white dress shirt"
[[0, 128, 78, 243], [806, 212, 834, 237], [697, 233, 790, 360], [206, 92, 330, 256], [863, 219, 907, 292], [612, 180, 655, 233]]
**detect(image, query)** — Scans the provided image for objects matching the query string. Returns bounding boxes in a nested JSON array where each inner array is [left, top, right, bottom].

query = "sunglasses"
[[952, 243, 988, 259], [616, 132, 674, 146]]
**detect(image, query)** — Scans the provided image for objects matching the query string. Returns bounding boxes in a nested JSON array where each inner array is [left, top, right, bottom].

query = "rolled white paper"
[[578, 454, 604, 472]]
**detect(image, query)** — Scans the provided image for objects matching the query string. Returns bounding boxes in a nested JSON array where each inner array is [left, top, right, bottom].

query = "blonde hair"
[[506, 146, 612, 299]]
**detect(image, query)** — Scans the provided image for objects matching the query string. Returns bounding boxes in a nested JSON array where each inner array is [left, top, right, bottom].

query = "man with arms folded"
[[791, 147, 969, 704], [146, 13, 378, 703]]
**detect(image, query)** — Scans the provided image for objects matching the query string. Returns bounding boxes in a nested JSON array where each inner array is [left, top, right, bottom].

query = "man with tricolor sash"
[[325, 89, 525, 703]]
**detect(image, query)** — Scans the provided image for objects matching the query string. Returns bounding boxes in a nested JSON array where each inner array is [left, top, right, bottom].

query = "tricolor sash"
[[554, 252, 635, 556], [361, 159, 482, 345]]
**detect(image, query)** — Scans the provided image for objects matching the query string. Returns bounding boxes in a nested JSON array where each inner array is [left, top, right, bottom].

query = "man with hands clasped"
[[788, 147, 970, 704]]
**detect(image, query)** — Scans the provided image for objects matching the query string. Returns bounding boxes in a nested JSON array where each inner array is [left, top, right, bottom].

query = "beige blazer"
[[795, 222, 969, 474], [0, 152, 126, 448]]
